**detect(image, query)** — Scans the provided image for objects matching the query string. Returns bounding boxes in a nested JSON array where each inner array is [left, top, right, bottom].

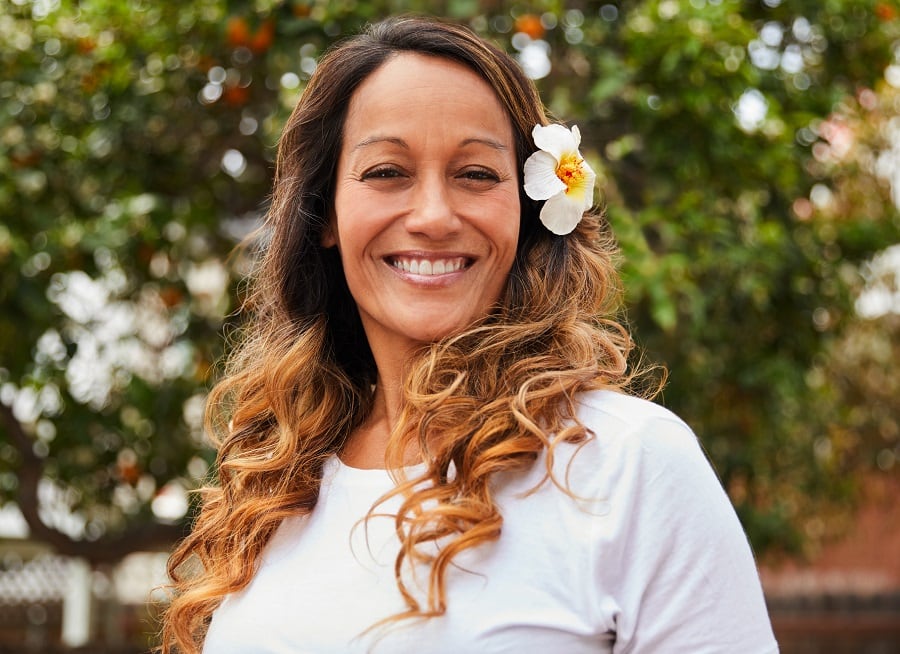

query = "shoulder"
[[569, 389, 704, 472], [567, 394, 777, 653], [575, 388, 690, 437], [545, 389, 726, 516]]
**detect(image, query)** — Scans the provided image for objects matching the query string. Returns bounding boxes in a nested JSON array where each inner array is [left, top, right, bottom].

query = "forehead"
[[342, 52, 514, 145]]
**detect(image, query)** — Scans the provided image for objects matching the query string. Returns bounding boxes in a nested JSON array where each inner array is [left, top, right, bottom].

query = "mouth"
[[387, 255, 472, 276]]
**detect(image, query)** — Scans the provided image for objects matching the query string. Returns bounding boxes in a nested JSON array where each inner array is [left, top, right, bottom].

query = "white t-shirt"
[[203, 390, 778, 653]]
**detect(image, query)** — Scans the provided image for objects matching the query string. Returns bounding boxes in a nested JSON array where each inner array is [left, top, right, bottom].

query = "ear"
[[320, 216, 337, 248]]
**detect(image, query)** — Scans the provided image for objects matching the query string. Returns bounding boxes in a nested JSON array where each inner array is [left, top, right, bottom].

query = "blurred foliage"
[[1, 0, 899, 561]]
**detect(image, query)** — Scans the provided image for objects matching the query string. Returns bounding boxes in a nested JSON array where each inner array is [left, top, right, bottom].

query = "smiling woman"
[[325, 53, 520, 418], [160, 16, 778, 654]]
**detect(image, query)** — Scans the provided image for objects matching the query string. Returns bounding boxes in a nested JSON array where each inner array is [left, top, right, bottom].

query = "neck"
[[340, 344, 421, 469]]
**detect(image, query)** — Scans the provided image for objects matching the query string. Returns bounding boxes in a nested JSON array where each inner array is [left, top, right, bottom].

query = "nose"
[[403, 174, 461, 239]]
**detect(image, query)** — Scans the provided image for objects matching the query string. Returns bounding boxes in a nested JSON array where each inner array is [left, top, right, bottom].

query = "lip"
[[383, 251, 475, 284]]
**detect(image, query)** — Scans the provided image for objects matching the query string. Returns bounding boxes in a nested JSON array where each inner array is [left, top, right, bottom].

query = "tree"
[[1, 0, 898, 565], [565, 0, 900, 552]]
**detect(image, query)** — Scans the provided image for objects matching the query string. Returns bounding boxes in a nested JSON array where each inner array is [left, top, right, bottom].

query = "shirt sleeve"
[[587, 408, 779, 654]]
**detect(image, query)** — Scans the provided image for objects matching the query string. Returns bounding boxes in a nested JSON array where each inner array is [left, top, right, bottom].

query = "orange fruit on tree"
[[875, 2, 897, 20], [515, 14, 545, 40], [223, 84, 250, 106], [226, 16, 251, 47], [249, 19, 275, 54]]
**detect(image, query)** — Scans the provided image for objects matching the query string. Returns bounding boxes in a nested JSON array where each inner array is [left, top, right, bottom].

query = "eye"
[[458, 168, 501, 183], [361, 166, 404, 180]]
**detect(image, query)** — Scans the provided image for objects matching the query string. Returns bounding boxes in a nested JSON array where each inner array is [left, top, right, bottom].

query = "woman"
[[161, 16, 778, 654]]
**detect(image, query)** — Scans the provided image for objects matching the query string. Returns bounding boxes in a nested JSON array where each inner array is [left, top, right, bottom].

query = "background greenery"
[[1, 0, 899, 566]]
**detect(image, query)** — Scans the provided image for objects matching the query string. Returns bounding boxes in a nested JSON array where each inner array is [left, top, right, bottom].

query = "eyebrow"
[[353, 136, 408, 150], [352, 136, 510, 151], [460, 137, 509, 150]]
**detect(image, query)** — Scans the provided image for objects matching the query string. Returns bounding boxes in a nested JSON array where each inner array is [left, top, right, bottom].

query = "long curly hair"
[[160, 16, 646, 653]]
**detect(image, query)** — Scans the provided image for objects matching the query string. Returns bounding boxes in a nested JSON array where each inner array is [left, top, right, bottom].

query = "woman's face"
[[327, 53, 520, 359]]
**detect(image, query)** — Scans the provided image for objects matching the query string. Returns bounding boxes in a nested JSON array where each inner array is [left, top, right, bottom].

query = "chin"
[[409, 319, 476, 346], [413, 328, 463, 345]]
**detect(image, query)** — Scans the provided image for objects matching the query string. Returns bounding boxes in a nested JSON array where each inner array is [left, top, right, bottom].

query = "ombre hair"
[[161, 15, 645, 653]]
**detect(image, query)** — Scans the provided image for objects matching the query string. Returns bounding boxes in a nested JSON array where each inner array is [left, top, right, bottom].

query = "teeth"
[[391, 257, 466, 275]]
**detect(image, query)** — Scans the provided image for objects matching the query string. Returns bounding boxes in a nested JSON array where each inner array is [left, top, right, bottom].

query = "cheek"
[[331, 187, 372, 253], [332, 206, 382, 257], [333, 178, 396, 230], [488, 195, 521, 259]]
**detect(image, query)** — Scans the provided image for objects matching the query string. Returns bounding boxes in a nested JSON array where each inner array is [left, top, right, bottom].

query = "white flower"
[[523, 123, 596, 235]]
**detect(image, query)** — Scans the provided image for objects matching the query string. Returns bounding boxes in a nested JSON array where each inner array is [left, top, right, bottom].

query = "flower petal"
[[523, 150, 566, 200], [539, 191, 585, 235], [567, 158, 596, 211], [531, 123, 578, 161]]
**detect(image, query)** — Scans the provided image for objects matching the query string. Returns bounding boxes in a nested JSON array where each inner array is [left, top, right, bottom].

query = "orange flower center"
[[556, 152, 583, 192]]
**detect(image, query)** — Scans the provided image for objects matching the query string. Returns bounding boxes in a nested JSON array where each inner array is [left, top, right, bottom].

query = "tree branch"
[[0, 401, 187, 564]]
